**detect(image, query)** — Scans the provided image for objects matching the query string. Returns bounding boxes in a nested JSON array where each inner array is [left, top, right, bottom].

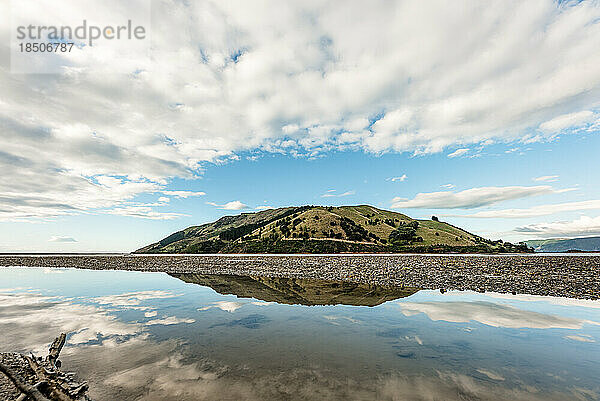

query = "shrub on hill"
[[389, 226, 417, 242], [339, 217, 371, 242]]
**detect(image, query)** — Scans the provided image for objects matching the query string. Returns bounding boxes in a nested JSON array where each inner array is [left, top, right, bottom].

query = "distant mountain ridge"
[[136, 205, 531, 254], [525, 236, 600, 252]]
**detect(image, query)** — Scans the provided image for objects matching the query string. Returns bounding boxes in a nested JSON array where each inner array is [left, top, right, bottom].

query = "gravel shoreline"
[[1, 254, 599, 300]]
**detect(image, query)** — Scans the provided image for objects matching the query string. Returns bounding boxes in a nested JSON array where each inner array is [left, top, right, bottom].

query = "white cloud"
[[161, 191, 206, 198], [106, 205, 187, 220], [533, 175, 559, 182], [387, 175, 407, 182], [441, 184, 456, 189], [539, 111, 596, 132], [447, 148, 469, 158], [391, 186, 558, 209], [321, 190, 355, 198], [2, 0, 600, 220], [255, 205, 276, 210], [450, 199, 600, 219], [48, 236, 77, 243], [206, 200, 249, 210], [514, 215, 600, 238]]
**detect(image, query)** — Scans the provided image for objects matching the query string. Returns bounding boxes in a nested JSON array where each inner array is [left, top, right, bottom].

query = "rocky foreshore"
[[0, 334, 92, 401], [1, 254, 599, 299]]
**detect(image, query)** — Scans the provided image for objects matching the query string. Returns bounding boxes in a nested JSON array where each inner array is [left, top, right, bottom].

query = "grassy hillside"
[[136, 205, 531, 254], [526, 236, 600, 252]]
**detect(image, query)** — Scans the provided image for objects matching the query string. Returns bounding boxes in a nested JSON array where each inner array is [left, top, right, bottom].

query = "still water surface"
[[1, 267, 599, 400]]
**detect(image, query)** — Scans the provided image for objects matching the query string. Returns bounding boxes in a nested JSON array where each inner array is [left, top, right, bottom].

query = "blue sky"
[[2, 129, 598, 252], [1, 0, 600, 251]]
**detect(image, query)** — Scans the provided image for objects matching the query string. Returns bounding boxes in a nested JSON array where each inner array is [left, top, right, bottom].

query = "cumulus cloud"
[[206, 200, 249, 210], [533, 175, 559, 182], [161, 191, 206, 198], [447, 148, 470, 158], [48, 236, 77, 243], [2, 0, 600, 220], [106, 205, 187, 220], [513, 215, 600, 238], [539, 111, 596, 133], [255, 205, 276, 210], [387, 175, 407, 182], [448, 199, 600, 219], [321, 190, 355, 198], [391, 186, 561, 209]]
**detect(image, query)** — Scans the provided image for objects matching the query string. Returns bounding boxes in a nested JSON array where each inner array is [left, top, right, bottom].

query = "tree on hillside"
[[389, 226, 417, 242]]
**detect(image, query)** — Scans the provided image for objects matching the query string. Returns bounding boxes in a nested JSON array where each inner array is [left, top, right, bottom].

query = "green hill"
[[526, 236, 600, 252], [136, 205, 531, 254]]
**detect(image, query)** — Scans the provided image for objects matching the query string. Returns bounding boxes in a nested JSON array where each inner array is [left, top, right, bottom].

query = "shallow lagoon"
[[1, 267, 599, 400]]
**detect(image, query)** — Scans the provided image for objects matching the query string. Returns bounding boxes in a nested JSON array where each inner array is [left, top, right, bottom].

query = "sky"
[[1, 0, 600, 252]]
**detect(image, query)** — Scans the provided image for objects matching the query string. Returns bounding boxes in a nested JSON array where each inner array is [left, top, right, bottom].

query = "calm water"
[[1, 267, 599, 401]]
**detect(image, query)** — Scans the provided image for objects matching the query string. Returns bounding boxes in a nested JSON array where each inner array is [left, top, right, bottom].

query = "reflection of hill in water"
[[170, 274, 420, 306]]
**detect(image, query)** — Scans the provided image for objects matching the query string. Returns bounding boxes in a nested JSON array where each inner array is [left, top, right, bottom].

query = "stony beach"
[[1, 254, 599, 300]]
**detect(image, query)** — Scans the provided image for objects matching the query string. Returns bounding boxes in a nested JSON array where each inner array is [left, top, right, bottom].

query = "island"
[[136, 205, 532, 254]]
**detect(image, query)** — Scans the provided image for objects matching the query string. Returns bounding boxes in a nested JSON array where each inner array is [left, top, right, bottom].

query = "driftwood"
[[0, 361, 50, 401], [0, 334, 92, 401], [47, 334, 66, 369]]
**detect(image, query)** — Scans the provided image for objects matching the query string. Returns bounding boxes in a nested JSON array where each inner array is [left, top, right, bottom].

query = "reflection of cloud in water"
[[210, 314, 269, 329], [0, 287, 31, 292], [481, 292, 600, 309], [0, 292, 143, 353], [377, 371, 590, 401], [93, 351, 593, 401], [564, 334, 595, 343], [477, 369, 505, 381], [323, 315, 360, 325], [250, 301, 276, 306], [145, 316, 195, 326], [198, 300, 277, 313], [92, 290, 181, 309], [1, 290, 596, 401], [398, 301, 596, 329], [404, 335, 423, 345], [198, 301, 245, 313], [43, 267, 64, 274]]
